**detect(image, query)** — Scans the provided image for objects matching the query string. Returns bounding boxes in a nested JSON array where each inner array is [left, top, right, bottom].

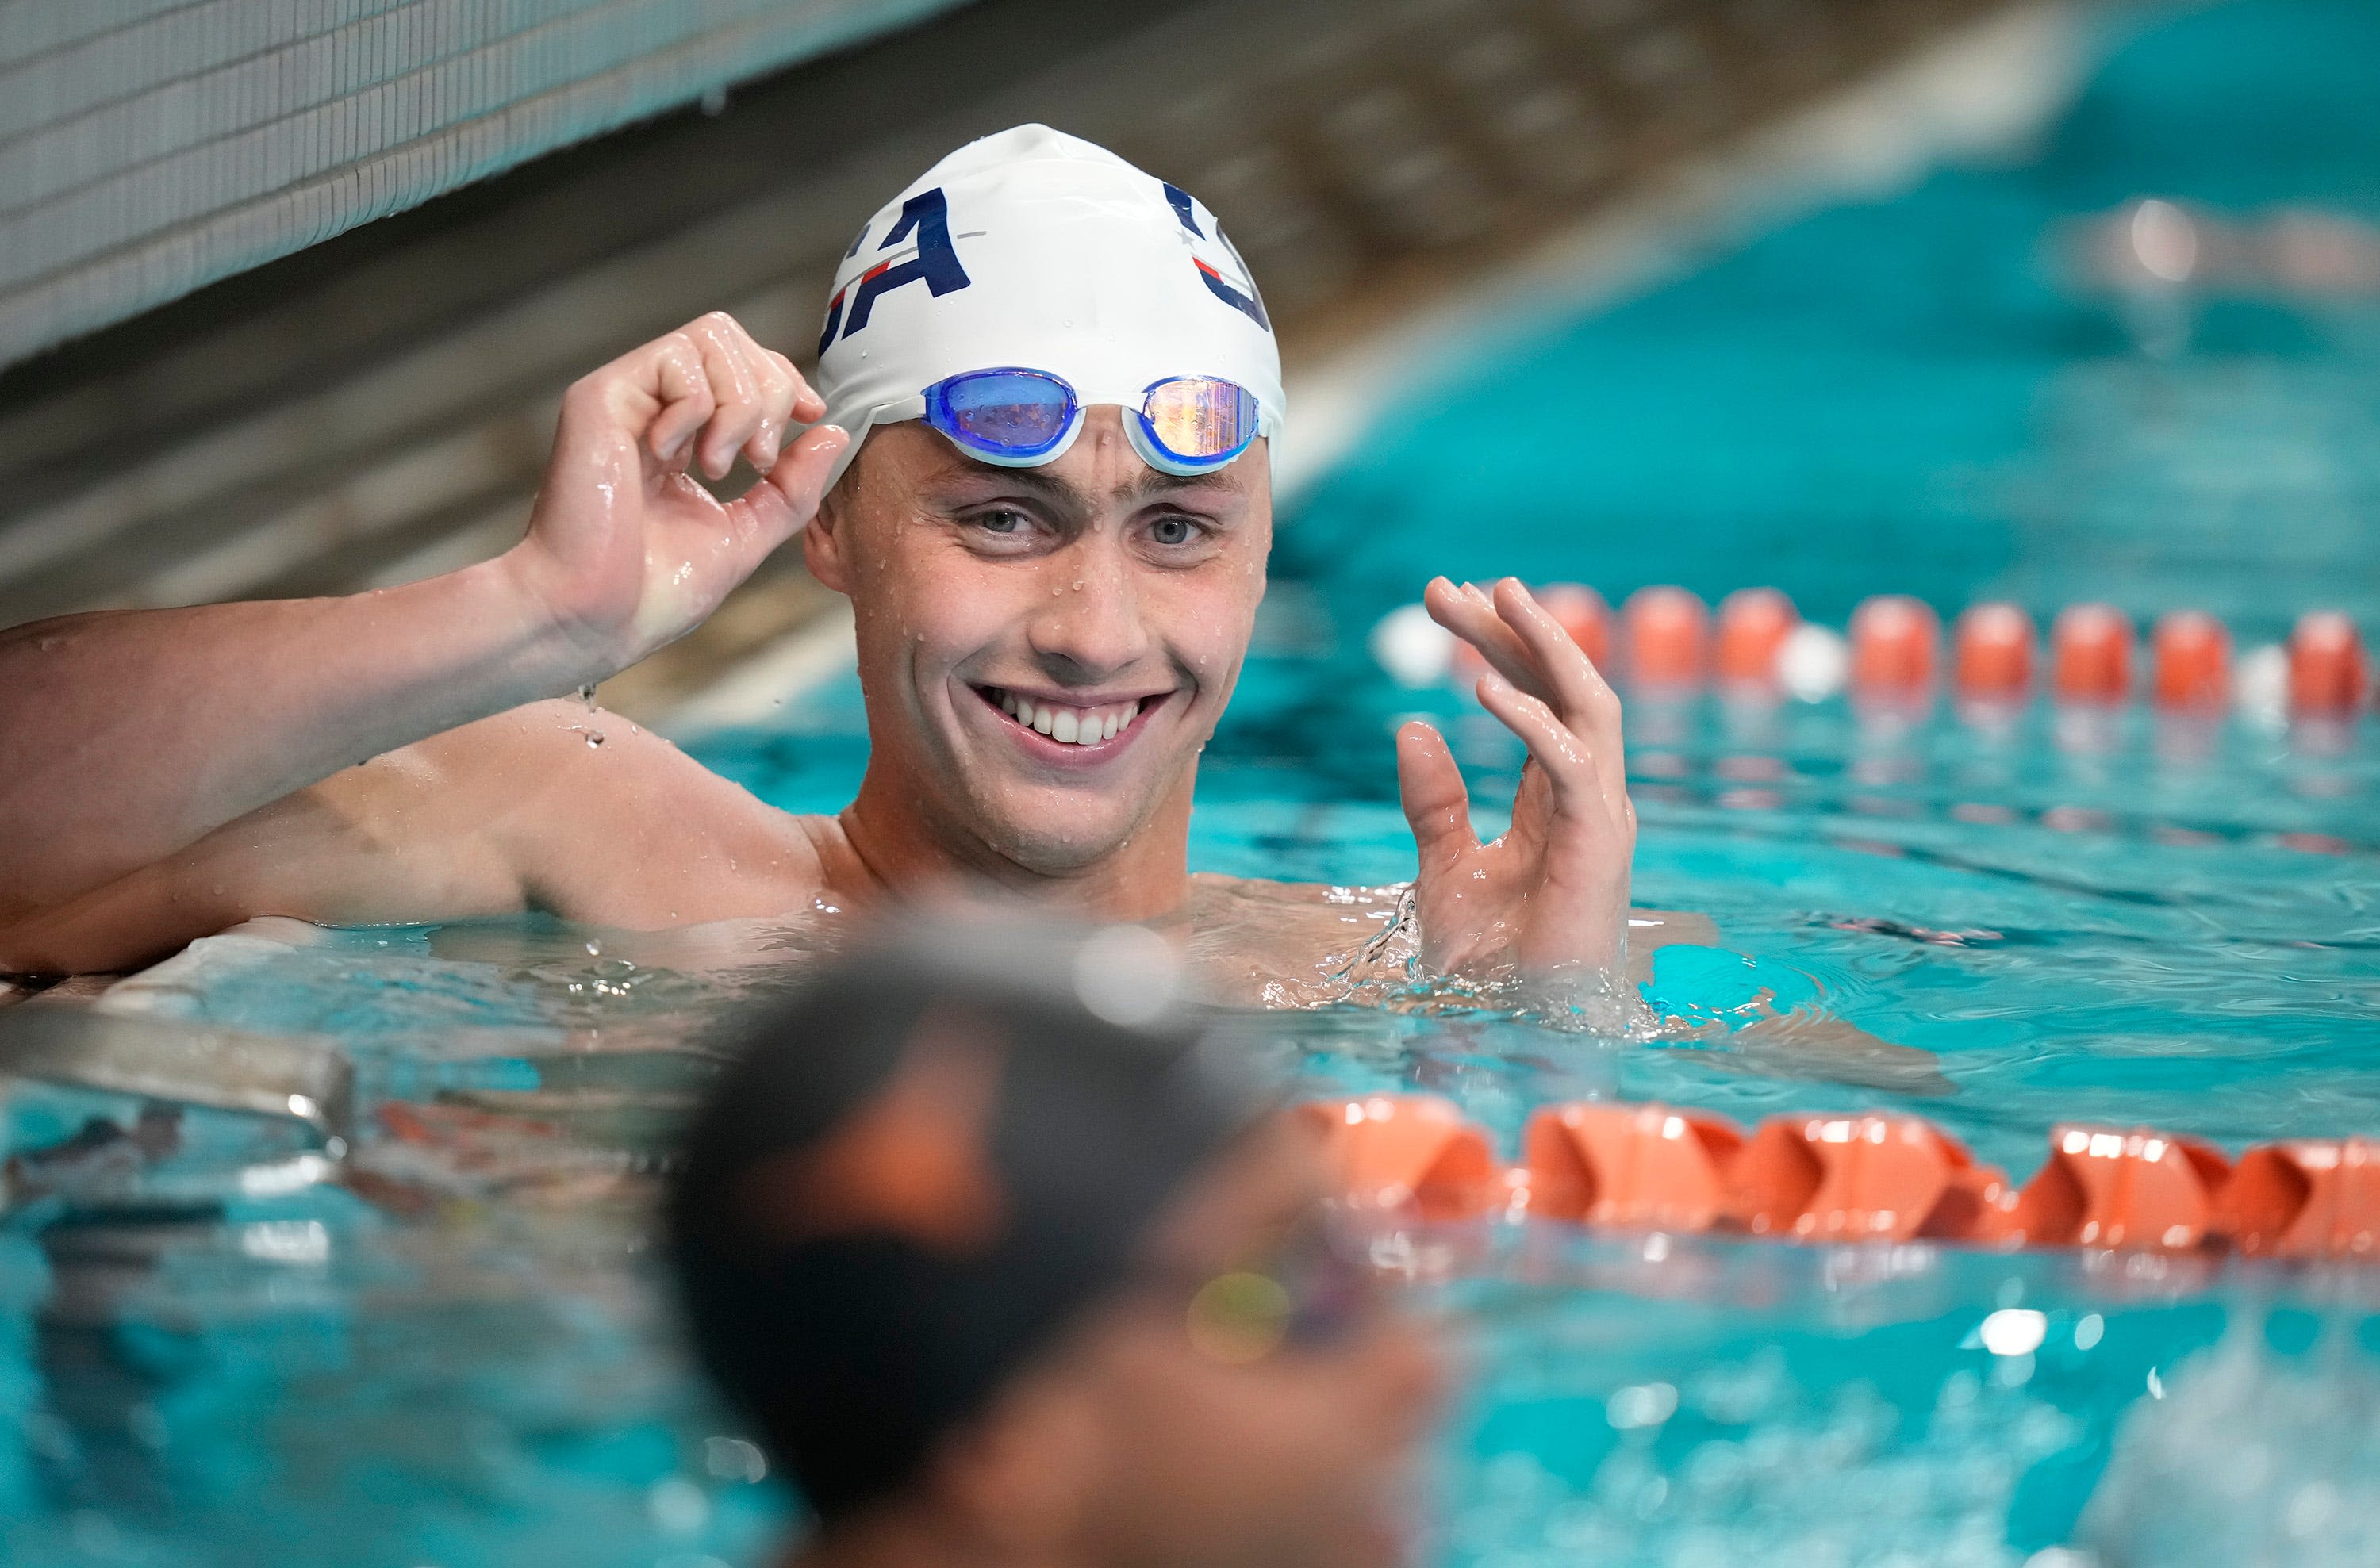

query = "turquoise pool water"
[[9, 1, 2380, 1562]]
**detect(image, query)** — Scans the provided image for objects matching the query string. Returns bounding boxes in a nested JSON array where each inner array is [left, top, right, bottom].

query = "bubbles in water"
[[1445, 1328, 2097, 1568], [702, 1435, 767, 1482], [1606, 1382, 1679, 1430], [1981, 1309, 2049, 1357], [647, 1474, 710, 1535], [2080, 1321, 2380, 1566]]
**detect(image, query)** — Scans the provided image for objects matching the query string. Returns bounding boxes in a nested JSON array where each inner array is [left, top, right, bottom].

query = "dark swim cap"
[[666, 918, 1267, 1522]]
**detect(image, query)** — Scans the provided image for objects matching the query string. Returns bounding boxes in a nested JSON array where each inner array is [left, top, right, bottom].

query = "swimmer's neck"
[[819, 764, 1196, 925]]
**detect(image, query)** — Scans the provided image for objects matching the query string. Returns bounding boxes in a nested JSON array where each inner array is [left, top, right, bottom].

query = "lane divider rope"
[[1296, 1095, 2380, 1260], [1372, 585, 2373, 719]]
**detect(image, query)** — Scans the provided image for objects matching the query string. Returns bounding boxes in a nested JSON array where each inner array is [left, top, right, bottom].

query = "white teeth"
[[992, 692, 1147, 746]]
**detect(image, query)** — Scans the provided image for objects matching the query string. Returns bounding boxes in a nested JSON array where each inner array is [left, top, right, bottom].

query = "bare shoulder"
[[399, 698, 831, 926], [1184, 873, 1410, 1003], [1188, 873, 1407, 939], [0, 700, 830, 975]]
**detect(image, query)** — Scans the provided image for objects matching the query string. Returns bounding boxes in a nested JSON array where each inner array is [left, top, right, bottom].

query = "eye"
[[959, 504, 1047, 551], [1148, 515, 1200, 547]]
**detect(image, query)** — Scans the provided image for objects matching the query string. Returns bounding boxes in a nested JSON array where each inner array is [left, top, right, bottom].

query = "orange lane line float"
[[2051, 602, 2135, 704], [1724, 1111, 2008, 1244], [1952, 602, 2034, 702], [2215, 1138, 2380, 1259], [1623, 585, 1710, 688], [2287, 610, 2370, 716], [1848, 594, 1939, 696], [1523, 1102, 1741, 1231], [2004, 1124, 2230, 1251], [1714, 587, 1798, 689], [1295, 1094, 1501, 1221], [1376, 587, 2368, 724], [2150, 609, 2231, 710], [1302, 1095, 2380, 1262]]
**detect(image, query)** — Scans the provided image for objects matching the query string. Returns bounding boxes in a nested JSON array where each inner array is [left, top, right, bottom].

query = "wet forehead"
[[850, 412, 1270, 518]]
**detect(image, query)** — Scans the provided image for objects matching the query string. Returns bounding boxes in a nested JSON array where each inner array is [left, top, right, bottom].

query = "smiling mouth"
[[975, 685, 1156, 748]]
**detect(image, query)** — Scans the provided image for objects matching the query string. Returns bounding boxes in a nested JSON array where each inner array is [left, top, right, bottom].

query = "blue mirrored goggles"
[[920, 368, 1262, 477]]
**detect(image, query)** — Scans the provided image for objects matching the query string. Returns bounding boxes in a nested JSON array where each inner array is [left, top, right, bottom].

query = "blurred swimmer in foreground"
[[670, 919, 1445, 1567], [0, 125, 1645, 1004]]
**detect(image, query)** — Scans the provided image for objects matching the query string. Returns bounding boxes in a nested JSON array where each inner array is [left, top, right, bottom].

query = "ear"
[[802, 480, 853, 595], [927, 1365, 1104, 1555]]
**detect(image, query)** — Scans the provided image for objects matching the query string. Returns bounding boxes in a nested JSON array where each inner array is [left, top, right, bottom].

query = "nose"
[[1024, 535, 1152, 683]]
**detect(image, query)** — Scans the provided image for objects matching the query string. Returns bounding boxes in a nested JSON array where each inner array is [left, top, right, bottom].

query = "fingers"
[[681, 312, 812, 481], [1474, 671, 1630, 843], [730, 424, 850, 555], [1424, 577, 1541, 698], [1395, 721, 1479, 868], [631, 333, 713, 472], [1489, 577, 1624, 760], [581, 313, 821, 484], [771, 349, 826, 425], [1426, 575, 1626, 767], [570, 312, 817, 483]]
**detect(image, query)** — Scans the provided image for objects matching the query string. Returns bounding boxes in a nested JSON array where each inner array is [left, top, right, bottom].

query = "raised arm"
[[0, 312, 846, 917]]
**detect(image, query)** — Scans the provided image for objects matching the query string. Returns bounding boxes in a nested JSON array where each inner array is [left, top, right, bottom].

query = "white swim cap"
[[812, 125, 1286, 493]]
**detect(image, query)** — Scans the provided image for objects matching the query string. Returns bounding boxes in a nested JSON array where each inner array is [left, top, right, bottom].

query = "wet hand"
[[1395, 577, 1637, 983], [504, 311, 848, 675]]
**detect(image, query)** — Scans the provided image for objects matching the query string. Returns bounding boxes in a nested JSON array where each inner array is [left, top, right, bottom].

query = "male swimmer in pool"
[[0, 127, 1648, 1003]]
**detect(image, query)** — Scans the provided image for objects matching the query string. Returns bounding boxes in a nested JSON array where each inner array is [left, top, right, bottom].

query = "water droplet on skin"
[[586, 732, 605, 747]]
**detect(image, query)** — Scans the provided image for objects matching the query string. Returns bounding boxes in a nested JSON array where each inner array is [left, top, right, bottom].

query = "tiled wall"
[[0, 0, 969, 366]]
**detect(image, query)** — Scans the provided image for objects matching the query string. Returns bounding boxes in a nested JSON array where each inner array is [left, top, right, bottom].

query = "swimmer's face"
[[806, 409, 1270, 880]]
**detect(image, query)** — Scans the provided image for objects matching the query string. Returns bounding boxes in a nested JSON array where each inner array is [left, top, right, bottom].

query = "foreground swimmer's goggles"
[[1154, 1212, 1384, 1365], [921, 367, 1261, 476]]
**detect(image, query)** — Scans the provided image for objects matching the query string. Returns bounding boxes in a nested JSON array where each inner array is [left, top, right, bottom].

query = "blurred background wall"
[[0, 0, 2024, 718], [0, 0, 971, 367]]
